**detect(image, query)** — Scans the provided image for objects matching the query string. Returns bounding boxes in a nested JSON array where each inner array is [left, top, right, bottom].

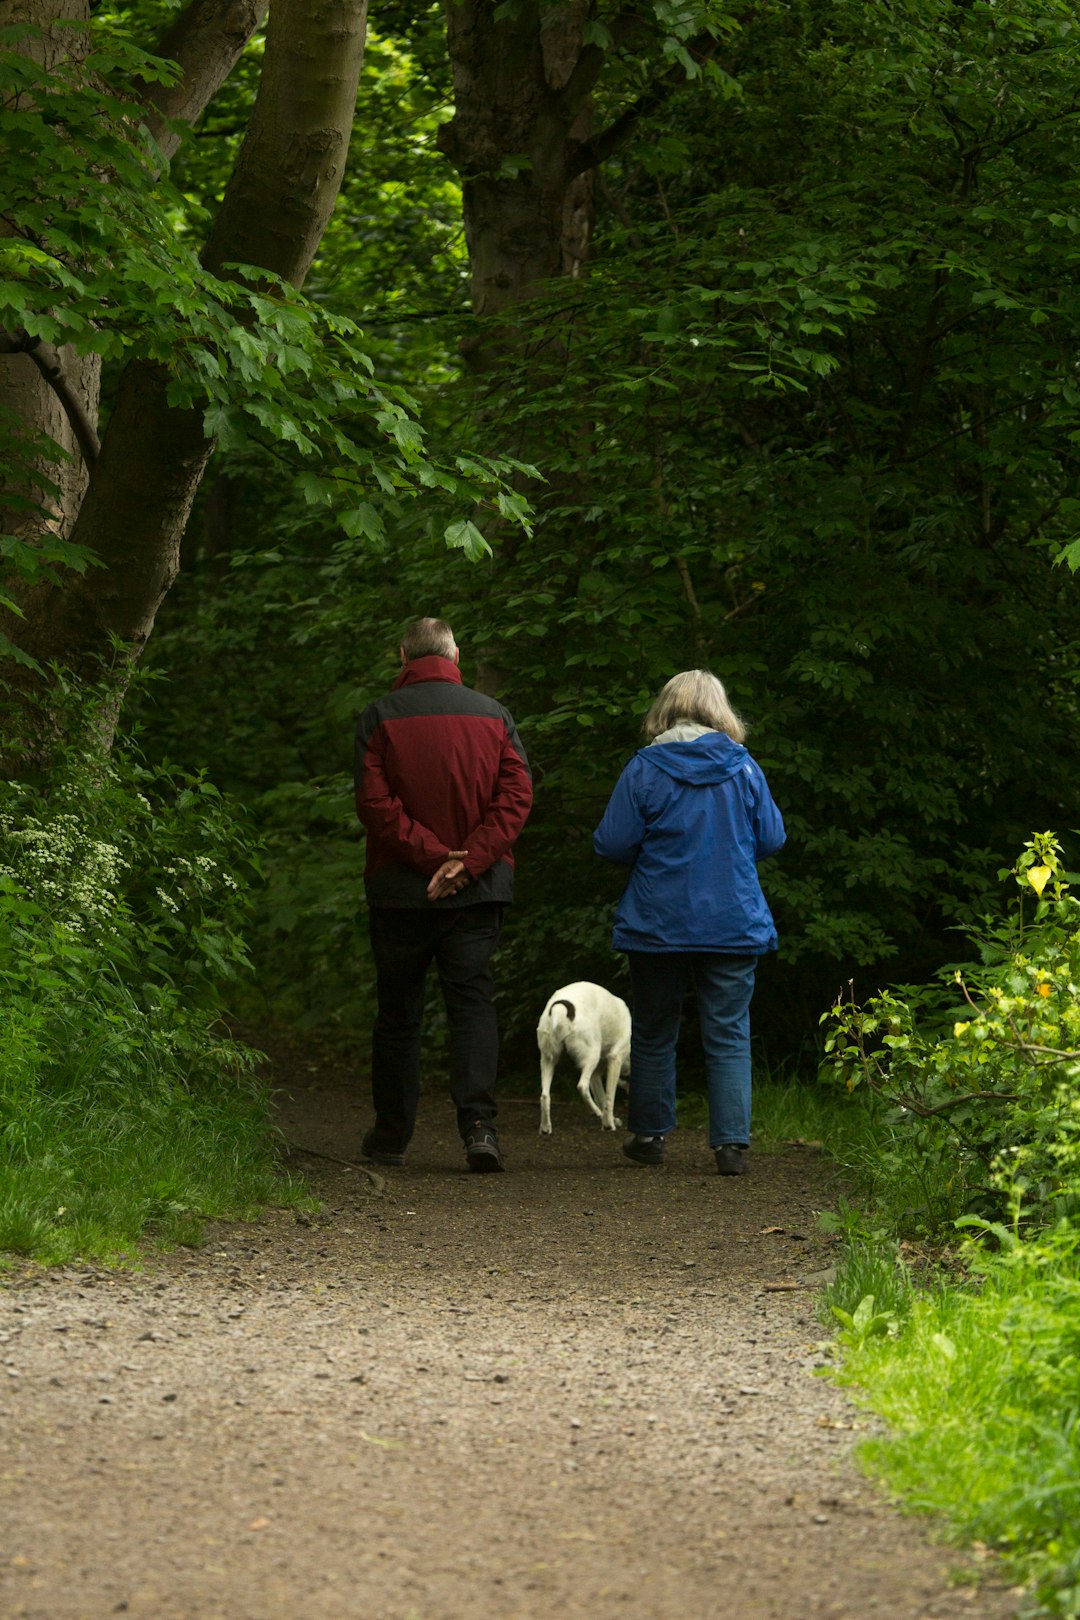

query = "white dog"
[[537, 982, 631, 1134]]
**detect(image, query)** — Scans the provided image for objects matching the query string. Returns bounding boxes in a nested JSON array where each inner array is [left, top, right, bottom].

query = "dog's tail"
[[544, 997, 576, 1030]]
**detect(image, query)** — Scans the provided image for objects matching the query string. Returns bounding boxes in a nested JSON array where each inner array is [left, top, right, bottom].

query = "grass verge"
[[742, 1074, 1079, 1615], [1, 1015, 306, 1266], [827, 1227, 1080, 1616]]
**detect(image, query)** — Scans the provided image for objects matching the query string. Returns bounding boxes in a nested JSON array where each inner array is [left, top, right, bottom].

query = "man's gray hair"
[[400, 617, 457, 661], [643, 669, 747, 744]]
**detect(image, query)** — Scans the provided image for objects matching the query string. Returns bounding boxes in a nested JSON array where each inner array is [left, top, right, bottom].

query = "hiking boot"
[[622, 1134, 665, 1166], [464, 1123, 504, 1173], [360, 1129, 405, 1167], [714, 1144, 749, 1176]]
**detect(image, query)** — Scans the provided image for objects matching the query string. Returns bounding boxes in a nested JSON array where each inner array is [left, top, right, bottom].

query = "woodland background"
[[5, 6, 1080, 1605], [5, 0, 1080, 1070]]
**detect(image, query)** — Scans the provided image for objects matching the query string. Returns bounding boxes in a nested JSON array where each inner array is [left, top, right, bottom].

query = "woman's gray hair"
[[643, 669, 746, 744], [400, 617, 457, 660]]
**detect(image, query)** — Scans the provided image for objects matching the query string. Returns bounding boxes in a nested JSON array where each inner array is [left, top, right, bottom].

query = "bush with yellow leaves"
[[822, 834, 1080, 1229]]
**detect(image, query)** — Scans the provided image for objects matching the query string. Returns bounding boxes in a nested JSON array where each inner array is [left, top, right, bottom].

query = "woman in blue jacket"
[[594, 670, 785, 1175]]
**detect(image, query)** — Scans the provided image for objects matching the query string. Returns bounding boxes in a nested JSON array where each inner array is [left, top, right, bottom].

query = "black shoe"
[[464, 1123, 504, 1173], [360, 1129, 405, 1167], [622, 1134, 665, 1166], [715, 1144, 749, 1176]]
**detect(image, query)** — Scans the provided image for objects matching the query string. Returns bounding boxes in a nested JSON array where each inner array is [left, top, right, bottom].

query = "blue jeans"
[[626, 952, 757, 1148]]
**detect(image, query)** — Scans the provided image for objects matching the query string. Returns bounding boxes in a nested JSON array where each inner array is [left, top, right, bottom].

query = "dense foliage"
[[135, 0, 1080, 1062], [0, 693, 295, 1260], [0, 14, 533, 653], [823, 834, 1080, 1230], [806, 834, 1080, 1615]]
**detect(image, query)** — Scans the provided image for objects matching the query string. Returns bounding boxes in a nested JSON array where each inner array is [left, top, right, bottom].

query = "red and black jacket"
[[354, 655, 533, 908]]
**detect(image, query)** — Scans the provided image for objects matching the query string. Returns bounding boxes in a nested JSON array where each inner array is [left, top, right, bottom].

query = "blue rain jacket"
[[593, 730, 786, 954]]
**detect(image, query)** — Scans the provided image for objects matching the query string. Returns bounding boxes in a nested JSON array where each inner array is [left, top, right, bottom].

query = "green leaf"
[[444, 519, 491, 561], [339, 504, 385, 543]]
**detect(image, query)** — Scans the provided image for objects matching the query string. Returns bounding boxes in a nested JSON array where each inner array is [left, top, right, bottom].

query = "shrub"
[[820, 834, 1080, 1231], [0, 720, 298, 1261]]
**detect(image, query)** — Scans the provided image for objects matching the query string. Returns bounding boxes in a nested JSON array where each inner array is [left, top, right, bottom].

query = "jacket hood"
[[393, 655, 462, 690], [643, 728, 749, 786]]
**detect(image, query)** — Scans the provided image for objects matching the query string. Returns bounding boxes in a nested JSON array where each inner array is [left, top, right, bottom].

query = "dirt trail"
[[0, 1060, 1022, 1620]]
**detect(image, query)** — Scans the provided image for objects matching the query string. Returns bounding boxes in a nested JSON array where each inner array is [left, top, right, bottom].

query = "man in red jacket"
[[354, 617, 533, 1172]]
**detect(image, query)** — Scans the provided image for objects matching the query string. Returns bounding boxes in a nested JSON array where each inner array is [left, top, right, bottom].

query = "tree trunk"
[[437, 0, 597, 372], [0, 2, 99, 546], [2, 0, 368, 749], [434, 0, 617, 609], [435, 5, 703, 665], [202, 0, 368, 285], [11, 370, 216, 678], [437, 4, 704, 354]]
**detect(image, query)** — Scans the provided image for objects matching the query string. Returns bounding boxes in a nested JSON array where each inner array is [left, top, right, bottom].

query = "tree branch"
[[555, 9, 644, 120], [139, 0, 269, 163], [566, 35, 719, 179], [892, 1086, 1022, 1118], [201, 0, 369, 287]]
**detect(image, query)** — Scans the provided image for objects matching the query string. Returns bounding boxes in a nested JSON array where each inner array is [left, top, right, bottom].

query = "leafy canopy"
[[0, 17, 534, 626]]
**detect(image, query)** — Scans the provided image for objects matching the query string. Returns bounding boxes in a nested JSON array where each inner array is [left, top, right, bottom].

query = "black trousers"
[[367, 903, 505, 1149]]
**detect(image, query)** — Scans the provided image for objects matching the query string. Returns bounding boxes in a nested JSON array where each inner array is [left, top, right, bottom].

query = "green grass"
[[679, 1069, 873, 1146], [821, 1236, 915, 1325], [745, 1074, 976, 1237], [716, 1071, 1080, 1614], [750, 1074, 842, 1147], [749, 1069, 1080, 1615], [1, 1015, 307, 1265], [675, 1077, 821, 1141], [831, 1233, 1080, 1615]]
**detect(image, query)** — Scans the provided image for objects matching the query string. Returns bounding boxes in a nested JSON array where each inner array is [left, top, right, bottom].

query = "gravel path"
[[0, 1062, 1023, 1620]]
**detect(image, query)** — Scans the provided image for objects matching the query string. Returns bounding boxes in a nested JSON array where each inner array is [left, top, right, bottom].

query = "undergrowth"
[[0, 700, 303, 1264], [804, 837, 1080, 1617], [828, 1215, 1080, 1616], [0, 1010, 299, 1265], [667, 837, 1080, 1613]]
